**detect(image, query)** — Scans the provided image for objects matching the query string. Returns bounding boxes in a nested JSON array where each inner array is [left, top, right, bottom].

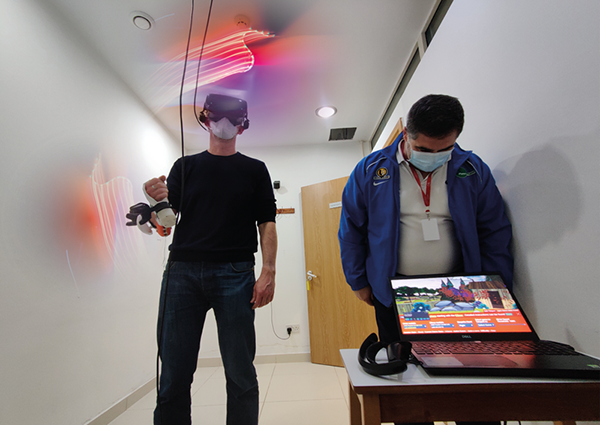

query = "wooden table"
[[340, 349, 600, 425]]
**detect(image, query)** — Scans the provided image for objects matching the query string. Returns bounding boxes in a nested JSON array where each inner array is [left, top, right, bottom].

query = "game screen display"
[[391, 275, 533, 335]]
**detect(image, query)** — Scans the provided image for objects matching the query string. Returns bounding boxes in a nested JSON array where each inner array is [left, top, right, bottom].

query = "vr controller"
[[125, 183, 176, 236], [143, 182, 177, 228]]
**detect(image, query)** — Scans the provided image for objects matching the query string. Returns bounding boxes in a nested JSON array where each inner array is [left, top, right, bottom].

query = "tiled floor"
[[108, 361, 352, 425], [107, 362, 575, 425]]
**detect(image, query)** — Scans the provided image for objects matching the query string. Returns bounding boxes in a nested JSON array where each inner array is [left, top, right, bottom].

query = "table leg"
[[359, 393, 381, 425], [349, 381, 362, 425]]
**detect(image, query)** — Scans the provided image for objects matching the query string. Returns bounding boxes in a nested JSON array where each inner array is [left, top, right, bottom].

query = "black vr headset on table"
[[358, 333, 413, 377], [198, 93, 250, 129]]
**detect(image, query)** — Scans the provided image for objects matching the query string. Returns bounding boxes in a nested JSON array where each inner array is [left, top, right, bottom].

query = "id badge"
[[421, 218, 440, 241]]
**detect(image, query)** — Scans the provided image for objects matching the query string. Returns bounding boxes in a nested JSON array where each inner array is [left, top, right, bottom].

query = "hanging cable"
[[156, 0, 214, 422], [193, 0, 214, 129], [270, 303, 291, 341]]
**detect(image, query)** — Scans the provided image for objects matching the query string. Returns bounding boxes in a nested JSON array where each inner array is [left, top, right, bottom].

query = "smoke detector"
[[235, 15, 251, 29], [131, 11, 154, 30]]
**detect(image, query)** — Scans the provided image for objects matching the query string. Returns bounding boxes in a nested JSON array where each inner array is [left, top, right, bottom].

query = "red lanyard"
[[409, 164, 432, 218]]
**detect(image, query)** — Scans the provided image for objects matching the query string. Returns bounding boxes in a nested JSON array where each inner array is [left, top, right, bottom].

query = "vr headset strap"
[[358, 333, 412, 376]]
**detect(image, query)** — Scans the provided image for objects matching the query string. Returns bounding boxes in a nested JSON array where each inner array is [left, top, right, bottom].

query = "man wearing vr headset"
[[339, 94, 512, 425], [144, 94, 277, 425]]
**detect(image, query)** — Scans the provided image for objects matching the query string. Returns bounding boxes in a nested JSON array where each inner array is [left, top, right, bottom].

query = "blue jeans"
[[154, 261, 259, 425]]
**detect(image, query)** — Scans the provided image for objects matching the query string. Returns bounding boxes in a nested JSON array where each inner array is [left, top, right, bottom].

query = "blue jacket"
[[338, 134, 513, 307]]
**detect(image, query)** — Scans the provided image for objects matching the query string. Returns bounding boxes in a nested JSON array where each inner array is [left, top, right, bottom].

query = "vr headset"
[[199, 93, 249, 129], [358, 333, 412, 376]]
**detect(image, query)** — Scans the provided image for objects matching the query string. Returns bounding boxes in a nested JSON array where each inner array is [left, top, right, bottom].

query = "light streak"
[[90, 156, 141, 275], [146, 29, 274, 110]]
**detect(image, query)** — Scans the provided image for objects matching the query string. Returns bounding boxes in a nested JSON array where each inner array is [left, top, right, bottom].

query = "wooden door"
[[301, 177, 378, 367]]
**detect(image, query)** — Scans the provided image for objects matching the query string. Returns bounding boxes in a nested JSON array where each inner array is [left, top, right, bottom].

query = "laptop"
[[390, 272, 600, 379]]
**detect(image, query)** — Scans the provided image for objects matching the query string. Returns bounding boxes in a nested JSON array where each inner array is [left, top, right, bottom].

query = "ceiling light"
[[131, 11, 154, 30], [316, 106, 337, 118]]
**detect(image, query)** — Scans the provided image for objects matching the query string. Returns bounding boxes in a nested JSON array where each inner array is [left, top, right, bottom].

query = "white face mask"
[[210, 117, 239, 140]]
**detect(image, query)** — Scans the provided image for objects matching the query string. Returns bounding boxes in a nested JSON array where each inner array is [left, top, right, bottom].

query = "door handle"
[[306, 271, 317, 291]]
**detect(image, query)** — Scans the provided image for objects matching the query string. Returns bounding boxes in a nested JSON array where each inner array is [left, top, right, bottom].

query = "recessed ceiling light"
[[131, 11, 154, 30], [316, 106, 337, 118]]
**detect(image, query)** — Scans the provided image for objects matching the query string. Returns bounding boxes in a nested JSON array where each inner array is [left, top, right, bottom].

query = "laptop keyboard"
[[412, 340, 581, 356]]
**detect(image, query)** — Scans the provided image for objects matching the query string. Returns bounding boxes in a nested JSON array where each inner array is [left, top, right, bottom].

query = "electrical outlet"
[[286, 324, 300, 334]]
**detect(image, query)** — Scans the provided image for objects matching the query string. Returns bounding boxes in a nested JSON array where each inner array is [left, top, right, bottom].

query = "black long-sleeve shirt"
[[167, 151, 276, 263]]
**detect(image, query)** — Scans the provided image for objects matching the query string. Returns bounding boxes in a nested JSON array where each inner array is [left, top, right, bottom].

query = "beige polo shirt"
[[395, 146, 463, 276]]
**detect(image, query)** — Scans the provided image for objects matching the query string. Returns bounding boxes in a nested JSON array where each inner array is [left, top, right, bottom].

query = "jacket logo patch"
[[456, 167, 476, 178], [374, 167, 391, 181]]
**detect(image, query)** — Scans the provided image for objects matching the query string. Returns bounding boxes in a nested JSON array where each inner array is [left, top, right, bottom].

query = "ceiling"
[[45, 0, 436, 152]]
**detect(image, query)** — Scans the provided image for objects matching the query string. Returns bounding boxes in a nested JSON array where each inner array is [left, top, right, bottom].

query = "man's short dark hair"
[[405, 94, 464, 139]]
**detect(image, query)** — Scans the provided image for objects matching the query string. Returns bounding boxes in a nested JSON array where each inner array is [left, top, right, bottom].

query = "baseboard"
[[85, 352, 311, 425], [84, 378, 156, 425]]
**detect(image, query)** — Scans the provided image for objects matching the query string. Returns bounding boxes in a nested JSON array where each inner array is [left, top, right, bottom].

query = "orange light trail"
[[146, 29, 274, 110]]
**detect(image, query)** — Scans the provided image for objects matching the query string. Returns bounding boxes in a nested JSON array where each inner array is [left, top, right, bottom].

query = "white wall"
[[236, 142, 365, 357], [376, 0, 600, 356], [0, 0, 180, 424]]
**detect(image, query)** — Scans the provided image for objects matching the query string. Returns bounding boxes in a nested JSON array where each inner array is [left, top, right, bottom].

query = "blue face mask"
[[408, 148, 453, 172]]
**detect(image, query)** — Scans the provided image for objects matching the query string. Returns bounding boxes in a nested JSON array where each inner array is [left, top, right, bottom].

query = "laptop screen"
[[390, 273, 536, 341]]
